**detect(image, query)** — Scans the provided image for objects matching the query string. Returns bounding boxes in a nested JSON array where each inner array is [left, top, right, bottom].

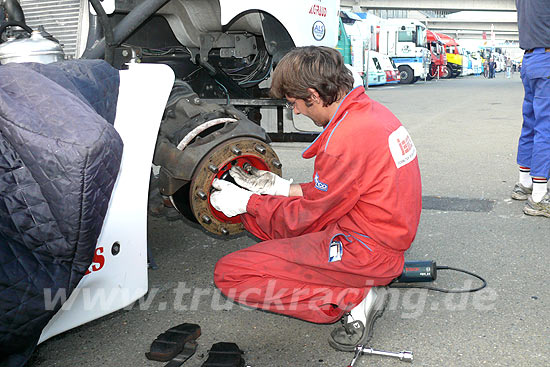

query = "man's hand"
[[229, 166, 292, 196], [210, 179, 253, 217]]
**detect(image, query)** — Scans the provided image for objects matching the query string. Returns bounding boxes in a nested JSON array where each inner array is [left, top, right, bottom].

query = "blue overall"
[[517, 48, 550, 178]]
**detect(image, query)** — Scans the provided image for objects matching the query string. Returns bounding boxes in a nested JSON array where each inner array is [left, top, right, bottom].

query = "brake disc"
[[173, 137, 282, 236]]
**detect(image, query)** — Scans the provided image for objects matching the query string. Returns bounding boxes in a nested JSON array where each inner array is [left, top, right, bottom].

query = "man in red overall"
[[210, 46, 422, 351]]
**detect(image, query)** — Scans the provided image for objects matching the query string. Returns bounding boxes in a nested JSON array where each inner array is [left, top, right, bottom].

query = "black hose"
[[84, 14, 102, 55], [88, 0, 115, 65], [82, 0, 171, 60], [3, 0, 25, 23], [0, 20, 33, 38]]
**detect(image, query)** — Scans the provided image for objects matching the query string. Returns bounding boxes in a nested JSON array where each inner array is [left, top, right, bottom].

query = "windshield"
[[398, 30, 414, 43]]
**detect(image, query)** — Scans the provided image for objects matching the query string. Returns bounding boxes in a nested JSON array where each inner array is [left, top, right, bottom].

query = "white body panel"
[[363, 50, 387, 85], [343, 22, 366, 74], [344, 64, 363, 87], [375, 51, 394, 72], [38, 63, 175, 343], [461, 49, 474, 75], [219, 0, 339, 48]]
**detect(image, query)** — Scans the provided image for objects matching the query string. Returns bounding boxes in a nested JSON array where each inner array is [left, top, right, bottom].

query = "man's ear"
[[306, 88, 321, 103]]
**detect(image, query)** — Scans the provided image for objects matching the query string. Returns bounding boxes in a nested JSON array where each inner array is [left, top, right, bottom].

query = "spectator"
[[511, 0, 550, 217], [489, 58, 496, 78]]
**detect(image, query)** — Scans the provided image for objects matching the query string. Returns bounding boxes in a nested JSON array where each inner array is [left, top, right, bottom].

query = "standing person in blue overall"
[[511, 0, 550, 217]]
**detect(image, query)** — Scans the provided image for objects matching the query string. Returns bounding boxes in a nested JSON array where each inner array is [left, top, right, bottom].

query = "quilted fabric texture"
[[0, 60, 122, 367]]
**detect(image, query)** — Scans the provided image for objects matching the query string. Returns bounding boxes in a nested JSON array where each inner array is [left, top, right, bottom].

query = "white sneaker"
[[328, 287, 388, 352]]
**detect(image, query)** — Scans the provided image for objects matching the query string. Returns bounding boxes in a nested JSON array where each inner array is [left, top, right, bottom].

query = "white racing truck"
[[0, 0, 339, 342]]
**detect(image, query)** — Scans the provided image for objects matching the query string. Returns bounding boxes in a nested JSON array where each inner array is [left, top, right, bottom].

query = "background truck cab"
[[426, 29, 448, 79], [437, 32, 463, 78], [377, 18, 429, 84]]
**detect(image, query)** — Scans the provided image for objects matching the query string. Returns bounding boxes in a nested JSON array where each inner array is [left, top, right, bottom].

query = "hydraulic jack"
[[347, 345, 413, 366]]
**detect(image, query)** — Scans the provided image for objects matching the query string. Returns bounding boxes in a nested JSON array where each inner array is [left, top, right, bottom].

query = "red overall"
[[214, 87, 422, 323]]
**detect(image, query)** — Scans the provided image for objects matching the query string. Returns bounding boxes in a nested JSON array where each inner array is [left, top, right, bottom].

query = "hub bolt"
[[272, 159, 282, 169], [231, 146, 242, 155], [208, 164, 219, 173], [254, 145, 266, 154], [201, 215, 212, 224], [197, 190, 207, 200]]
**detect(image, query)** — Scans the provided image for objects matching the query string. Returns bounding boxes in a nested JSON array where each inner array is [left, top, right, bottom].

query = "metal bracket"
[[198, 32, 257, 63], [202, 98, 319, 143]]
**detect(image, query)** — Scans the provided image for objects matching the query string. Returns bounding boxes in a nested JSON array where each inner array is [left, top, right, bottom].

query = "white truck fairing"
[[220, 0, 339, 48], [38, 63, 175, 344]]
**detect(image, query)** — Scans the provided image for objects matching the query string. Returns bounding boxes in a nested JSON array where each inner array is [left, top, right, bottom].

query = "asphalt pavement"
[[29, 72, 549, 367]]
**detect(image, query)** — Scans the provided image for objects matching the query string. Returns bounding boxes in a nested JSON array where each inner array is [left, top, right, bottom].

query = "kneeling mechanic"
[[210, 46, 422, 351]]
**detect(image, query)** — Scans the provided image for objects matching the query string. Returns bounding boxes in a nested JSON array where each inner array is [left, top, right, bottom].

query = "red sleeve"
[[241, 151, 362, 240]]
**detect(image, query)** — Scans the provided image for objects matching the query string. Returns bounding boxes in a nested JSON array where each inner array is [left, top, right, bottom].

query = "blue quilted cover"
[[0, 60, 122, 367]]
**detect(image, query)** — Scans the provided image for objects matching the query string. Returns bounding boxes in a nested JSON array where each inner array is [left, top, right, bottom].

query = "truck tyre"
[[441, 65, 452, 79], [398, 66, 414, 84]]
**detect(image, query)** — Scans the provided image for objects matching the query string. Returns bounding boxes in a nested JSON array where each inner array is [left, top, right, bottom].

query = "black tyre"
[[442, 65, 452, 79], [398, 66, 414, 84]]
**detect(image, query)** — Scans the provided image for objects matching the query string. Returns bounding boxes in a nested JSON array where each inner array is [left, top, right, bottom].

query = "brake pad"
[[201, 342, 245, 367], [164, 341, 198, 367], [146, 323, 201, 362]]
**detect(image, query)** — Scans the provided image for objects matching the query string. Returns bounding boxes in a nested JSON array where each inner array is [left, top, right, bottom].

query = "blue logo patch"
[[312, 21, 326, 41], [314, 173, 328, 192]]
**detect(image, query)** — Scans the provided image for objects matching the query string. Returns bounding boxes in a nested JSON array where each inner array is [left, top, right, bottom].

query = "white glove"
[[229, 166, 292, 196], [210, 178, 253, 217]]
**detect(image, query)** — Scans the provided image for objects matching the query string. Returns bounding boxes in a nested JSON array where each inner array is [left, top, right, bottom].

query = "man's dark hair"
[[270, 46, 354, 106]]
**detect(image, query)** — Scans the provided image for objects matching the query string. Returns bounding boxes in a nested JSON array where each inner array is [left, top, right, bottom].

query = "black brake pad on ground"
[[201, 342, 245, 367], [145, 323, 201, 362], [164, 341, 198, 367]]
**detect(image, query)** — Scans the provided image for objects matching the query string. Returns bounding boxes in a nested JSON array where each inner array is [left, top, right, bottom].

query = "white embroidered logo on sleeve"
[[388, 126, 417, 168]]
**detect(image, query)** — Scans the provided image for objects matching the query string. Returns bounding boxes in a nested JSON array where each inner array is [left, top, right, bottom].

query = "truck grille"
[[20, 0, 86, 58]]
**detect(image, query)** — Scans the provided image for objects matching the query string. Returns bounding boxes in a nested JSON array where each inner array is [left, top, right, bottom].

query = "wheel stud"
[[208, 164, 219, 173], [254, 144, 266, 154], [272, 159, 282, 169], [231, 146, 242, 155], [197, 190, 207, 200], [201, 215, 212, 224], [221, 228, 229, 236]]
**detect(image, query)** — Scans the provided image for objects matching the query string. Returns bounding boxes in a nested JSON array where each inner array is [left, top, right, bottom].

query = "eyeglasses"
[[285, 101, 296, 109]]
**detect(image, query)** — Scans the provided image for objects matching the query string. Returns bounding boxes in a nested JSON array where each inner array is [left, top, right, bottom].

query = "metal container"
[[0, 31, 64, 64]]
